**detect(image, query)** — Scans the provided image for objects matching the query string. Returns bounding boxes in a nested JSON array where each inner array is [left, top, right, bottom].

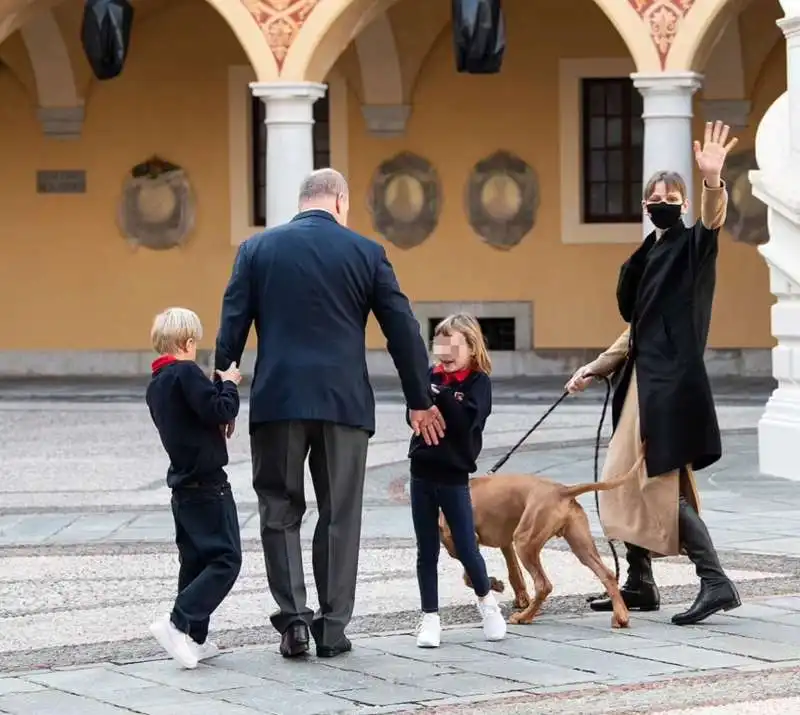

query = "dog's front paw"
[[612, 615, 630, 629], [509, 611, 533, 625], [489, 577, 505, 593], [513, 593, 530, 610]]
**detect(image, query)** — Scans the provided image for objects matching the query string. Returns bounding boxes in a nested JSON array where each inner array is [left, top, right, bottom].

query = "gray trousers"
[[251, 420, 369, 647]]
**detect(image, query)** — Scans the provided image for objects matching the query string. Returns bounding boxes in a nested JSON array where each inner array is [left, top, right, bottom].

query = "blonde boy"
[[145, 307, 242, 669]]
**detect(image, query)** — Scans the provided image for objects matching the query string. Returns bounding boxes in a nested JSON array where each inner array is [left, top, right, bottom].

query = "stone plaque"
[[36, 170, 86, 194], [367, 152, 441, 250], [466, 151, 539, 250]]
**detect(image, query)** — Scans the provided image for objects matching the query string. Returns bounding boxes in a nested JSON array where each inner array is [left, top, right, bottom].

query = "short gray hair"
[[298, 168, 348, 204]]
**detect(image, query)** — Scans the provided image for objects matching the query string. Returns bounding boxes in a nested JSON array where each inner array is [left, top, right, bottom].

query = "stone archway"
[[0, 0, 280, 81], [279, 0, 663, 82], [667, 0, 755, 72]]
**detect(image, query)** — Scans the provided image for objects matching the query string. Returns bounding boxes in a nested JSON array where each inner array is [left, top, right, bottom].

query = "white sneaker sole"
[[416, 637, 441, 648], [196, 644, 220, 661], [149, 621, 198, 669]]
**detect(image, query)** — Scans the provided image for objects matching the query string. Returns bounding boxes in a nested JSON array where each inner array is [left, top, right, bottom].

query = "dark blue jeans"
[[410, 476, 491, 613], [171, 482, 242, 644]]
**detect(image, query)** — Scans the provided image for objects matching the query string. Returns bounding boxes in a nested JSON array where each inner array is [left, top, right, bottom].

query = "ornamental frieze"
[[240, 0, 321, 69], [628, 0, 696, 69]]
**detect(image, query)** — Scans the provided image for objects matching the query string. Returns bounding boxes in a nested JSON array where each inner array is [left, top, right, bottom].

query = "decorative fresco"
[[465, 151, 539, 250], [628, 0, 696, 69], [367, 152, 441, 249], [723, 149, 769, 246], [240, 0, 321, 69], [239, 0, 701, 75]]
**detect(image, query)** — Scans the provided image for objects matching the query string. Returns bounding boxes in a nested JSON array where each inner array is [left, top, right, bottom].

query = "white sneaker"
[[416, 613, 441, 648], [478, 592, 507, 642], [149, 617, 199, 669], [190, 638, 220, 661]]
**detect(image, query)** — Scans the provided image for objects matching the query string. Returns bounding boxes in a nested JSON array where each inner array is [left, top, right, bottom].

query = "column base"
[[759, 386, 800, 480]]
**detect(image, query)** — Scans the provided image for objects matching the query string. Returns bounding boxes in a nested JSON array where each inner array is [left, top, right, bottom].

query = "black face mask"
[[646, 202, 682, 230]]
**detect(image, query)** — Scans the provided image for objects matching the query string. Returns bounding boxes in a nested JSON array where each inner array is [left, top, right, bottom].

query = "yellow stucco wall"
[[0, 0, 247, 351], [0, 0, 786, 354], [349, 0, 782, 351]]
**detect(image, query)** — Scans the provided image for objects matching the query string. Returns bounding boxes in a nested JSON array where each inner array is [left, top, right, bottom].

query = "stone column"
[[750, 1, 800, 481], [632, 72, 702, 234], [250, 81, 327, 228]]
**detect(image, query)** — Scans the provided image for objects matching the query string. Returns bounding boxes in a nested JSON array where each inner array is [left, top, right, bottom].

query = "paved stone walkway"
[[4, 383, 800, 713], [5, 601, 800, 714]]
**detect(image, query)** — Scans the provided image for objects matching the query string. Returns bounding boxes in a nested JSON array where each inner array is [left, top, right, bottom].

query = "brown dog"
[[438, 458, 643, 629]]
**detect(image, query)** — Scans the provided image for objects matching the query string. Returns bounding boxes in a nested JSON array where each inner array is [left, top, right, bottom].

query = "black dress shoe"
[[280, 623, 310, 658], [672, 497, 741, 626], [590, 543, 660, 613], [589, 583, 661, 612], [316, 637, 352, 658], [671, 580, 740, 625]]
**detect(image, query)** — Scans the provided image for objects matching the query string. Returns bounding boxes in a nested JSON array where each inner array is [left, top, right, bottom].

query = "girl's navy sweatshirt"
[[408, 367, 492, 485]]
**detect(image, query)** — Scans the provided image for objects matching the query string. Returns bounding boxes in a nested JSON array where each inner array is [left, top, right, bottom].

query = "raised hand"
[[693, 121, 738, 184]]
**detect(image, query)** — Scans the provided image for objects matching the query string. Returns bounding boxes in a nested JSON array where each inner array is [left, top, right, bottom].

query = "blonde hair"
[[150, 307, 203, 355], [643, 170, 687, 201], [434, 313, 492, 375]]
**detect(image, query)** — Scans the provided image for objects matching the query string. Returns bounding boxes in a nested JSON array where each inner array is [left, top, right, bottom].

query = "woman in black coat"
[[567, 121, 741, 626]]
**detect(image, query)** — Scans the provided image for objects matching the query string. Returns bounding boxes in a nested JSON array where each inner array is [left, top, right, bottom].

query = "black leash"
[[487, 390, 570, 474], [486, 375, 621, 584]]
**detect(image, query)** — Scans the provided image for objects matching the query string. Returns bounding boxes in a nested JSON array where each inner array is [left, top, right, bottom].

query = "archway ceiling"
[[0, 0, 779, 95]]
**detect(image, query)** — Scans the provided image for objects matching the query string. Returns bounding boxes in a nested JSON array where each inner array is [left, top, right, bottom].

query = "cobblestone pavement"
[[3, 384, 800, 713]]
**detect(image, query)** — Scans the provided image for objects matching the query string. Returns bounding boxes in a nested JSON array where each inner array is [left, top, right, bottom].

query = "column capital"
[[249, 81, 327, 102], [632, 72, 702, 120], [250, 81, 327, 127], [631, 71, 703, 94]]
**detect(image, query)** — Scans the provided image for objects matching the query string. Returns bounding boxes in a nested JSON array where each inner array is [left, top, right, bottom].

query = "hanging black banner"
[[81, 0, 135, 81], [452, 0, 506, 74]]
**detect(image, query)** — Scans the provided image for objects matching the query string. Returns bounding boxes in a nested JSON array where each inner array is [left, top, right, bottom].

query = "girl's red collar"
[[433, 363, 472, 385]]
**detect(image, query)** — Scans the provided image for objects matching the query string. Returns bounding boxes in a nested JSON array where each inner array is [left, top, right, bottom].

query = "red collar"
[[151, 355, 178, 374], [433, 364, 472, 385]]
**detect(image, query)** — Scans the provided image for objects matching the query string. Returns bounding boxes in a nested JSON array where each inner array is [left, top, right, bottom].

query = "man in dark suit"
[[214, 168, 445, 659]]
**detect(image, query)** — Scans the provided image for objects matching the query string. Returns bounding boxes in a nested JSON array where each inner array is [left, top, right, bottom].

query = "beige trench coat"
[[589, 182, 728, 557]]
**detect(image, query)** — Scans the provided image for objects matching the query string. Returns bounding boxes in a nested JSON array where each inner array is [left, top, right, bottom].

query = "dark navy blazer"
[[214, 210, 432, 435]]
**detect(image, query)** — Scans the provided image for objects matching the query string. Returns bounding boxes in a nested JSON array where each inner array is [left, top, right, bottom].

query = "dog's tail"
[[561, 453, 645, 499]]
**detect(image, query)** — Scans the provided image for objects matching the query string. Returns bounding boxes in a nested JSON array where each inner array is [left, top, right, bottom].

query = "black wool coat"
[[611, 216, 722, 477]]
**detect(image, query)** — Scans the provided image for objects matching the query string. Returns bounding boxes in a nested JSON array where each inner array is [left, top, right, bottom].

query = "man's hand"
[[409, 406, 446, 446], [215, 361, 241, 385], [694, 120, 738, 187], [219, 420, 235, 439]]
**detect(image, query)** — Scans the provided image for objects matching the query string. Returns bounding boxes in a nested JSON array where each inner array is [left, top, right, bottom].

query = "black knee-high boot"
[[672, 497, 740, 625], [590, 542, 660, 612]]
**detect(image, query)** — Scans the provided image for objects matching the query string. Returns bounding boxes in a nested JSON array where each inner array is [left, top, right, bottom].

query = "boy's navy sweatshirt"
[[146, 356, 240, 489], [408, 366, 492, 485]]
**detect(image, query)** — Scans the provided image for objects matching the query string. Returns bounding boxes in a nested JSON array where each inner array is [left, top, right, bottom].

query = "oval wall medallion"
[[724, 149, 768, 246], [367, 152, 441, 249], [118, 156, 195, 251], [466, 150, 539, 249]]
